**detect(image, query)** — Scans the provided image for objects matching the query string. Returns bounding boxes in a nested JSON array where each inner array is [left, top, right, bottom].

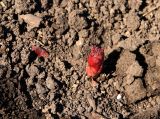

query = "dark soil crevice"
[[63, 60, 72, 69], [19, 67, 33, 108], [132, 48, 148, 88], [51, 114, 59, 119], [19, 22, 27, 35], [7, 31, 17, 77], [34, 0, 42, 12], [28, 51, 37, 63], [103, 48, 122, 75], [139, 0, 147, 11]]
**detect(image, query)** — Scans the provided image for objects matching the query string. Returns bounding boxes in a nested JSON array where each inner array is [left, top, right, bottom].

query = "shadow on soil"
[[103, 48, 122, 75]]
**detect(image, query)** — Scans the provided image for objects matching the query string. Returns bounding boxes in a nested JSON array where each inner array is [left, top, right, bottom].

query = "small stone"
[[117, 94, 122, 100], [19, 14, 42, 31], [46, 77, 55, 90]]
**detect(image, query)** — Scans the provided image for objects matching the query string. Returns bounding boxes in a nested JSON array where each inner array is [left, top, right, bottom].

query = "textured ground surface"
[[0, 0, 160, 119]]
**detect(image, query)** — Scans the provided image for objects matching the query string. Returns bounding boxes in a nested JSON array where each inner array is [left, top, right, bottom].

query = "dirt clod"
[[125, 79, 147, 103], [19, 14, 42, 31], [68, 10, 88, 31]]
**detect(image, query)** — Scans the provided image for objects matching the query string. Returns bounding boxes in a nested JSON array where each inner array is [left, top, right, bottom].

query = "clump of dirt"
[[0, 0, 160, 118], [140, 41, 160, 96], [0, 65, 45, 119], [116, 50, 146, 103]]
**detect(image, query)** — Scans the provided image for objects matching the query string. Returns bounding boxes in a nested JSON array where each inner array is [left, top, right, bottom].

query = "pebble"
[[19, 14, 42, 31], [117, 94, 122, 100], [46, 76, 55, 90]]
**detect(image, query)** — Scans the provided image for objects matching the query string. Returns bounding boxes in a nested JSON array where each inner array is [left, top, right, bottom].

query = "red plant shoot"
[[86, 46, 104, 77], [32, 45, 49, 58]]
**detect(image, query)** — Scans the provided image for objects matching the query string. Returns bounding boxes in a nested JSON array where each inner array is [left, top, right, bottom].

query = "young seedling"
[[32, 45, 49, 58], [86, 46, 104, 78]]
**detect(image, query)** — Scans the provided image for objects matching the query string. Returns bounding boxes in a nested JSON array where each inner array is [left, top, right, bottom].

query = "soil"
[[0, 0, 160, 119]]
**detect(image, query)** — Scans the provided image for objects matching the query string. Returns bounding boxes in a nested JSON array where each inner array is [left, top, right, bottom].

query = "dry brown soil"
[[0, 0, 160, 119]]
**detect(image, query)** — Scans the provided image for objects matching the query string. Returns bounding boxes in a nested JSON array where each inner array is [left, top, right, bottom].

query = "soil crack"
[[132, 48, 148, 88]]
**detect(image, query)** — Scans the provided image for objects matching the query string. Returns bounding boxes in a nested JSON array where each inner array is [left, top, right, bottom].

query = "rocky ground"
[[0, 0, 160, 119]]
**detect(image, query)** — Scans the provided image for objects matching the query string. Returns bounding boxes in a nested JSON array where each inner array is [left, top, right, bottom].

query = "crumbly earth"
[[0, 0, 160, 119]]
